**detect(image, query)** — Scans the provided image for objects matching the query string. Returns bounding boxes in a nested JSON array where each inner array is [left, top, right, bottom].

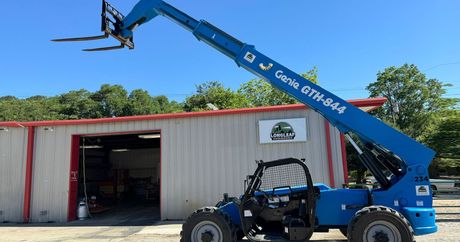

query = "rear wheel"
[[181, 207, 236, 242], [347, 206, 414, 242]]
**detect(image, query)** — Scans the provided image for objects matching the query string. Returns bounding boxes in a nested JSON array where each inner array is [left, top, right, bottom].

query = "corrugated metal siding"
[[328, 123, 346, 187], [0, 127, 27, 222], [15, 108, 344, 222], [31, 126, 72, 222]]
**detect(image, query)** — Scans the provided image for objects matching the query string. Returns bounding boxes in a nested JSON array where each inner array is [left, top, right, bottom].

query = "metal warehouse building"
[[0, 98, 385, 224]]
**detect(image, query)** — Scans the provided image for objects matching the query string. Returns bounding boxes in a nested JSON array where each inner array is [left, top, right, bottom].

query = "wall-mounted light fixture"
[[138, 133, 161, 139], [43, 127, 54, 132], [0, 127, 8, 132], [80, 145, 104, 149], [112, 149, 129, 152]]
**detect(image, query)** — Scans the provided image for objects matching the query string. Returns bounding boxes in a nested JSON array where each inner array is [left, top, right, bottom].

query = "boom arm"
[[119, 0, 435, 170], [54, 0, 435, 188]]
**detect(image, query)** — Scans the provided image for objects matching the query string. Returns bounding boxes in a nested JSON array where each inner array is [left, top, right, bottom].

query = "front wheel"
[[181, 207, 236, 242], [347, 206, 414, 242]]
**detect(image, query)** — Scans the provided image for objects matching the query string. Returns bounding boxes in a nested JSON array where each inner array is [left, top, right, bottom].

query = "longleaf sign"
[[259, 118, 307, 144]]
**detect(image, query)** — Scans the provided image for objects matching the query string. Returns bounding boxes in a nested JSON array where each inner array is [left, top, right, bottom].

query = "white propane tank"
[[77, 201, 88, 220]]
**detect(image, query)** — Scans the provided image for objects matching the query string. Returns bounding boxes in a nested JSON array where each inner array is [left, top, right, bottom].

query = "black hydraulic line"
[[361, 148, 391, 189], [371, 143, 406, 176], [345, 134, 392, 189]]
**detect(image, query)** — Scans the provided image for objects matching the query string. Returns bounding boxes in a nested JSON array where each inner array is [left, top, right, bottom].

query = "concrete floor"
[[70, 204, 161, 226], [0, 198, 459, 241]]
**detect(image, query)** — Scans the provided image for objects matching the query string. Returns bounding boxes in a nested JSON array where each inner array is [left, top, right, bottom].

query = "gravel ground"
[[0, 198, 458, 241]]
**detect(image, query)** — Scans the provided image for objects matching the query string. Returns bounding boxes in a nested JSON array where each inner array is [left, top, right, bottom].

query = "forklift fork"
[[52, 0, 134, 51]]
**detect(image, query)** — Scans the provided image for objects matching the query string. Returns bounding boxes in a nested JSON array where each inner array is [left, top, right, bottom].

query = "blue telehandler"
[[53, 1, 438, 241]]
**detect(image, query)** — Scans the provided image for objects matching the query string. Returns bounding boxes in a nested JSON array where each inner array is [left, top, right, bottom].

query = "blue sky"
[[1, 0, 459, 101]]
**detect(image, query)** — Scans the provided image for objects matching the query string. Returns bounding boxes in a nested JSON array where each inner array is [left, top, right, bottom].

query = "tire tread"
[[180, 206, 237, 242], [347, 205, 414, 242]]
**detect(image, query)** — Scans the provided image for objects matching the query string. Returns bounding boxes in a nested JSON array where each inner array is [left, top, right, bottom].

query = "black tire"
[[347, 206, 414, 242], [236, 229, 245, 240], [180, 207, 237, 242]]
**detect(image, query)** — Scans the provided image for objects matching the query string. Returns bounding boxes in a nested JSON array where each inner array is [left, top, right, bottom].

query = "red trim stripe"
[[0, 98, 386, 127], [340, 134, 349, 184], [324, 121, 335, 188], [23, 126, 35, 223]]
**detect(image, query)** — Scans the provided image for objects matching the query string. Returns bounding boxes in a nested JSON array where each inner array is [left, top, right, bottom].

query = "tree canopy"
[[366, 64, 458, 141], [426, 110, 460, 176], [0, 68, 319, 120], [183, 81, 249, 111], [238, 67, 318, 107], [0, 85, 182, 122]]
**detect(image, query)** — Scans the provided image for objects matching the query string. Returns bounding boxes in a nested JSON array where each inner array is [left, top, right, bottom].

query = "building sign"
[[259, 118, 307, 144]]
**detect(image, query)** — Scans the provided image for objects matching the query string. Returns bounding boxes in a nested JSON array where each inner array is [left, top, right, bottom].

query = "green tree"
[[427, 110, 460, 177], [0, 84, 186, 121], [57, 89, 101, 119], [0, 96, 62, 121], [125, 89, 160, 116], [238, 68, 318, 107], [23, 96, 62, 121], [345, 139, 367, 184], [366, 64, 457, 141], [184, 81, 249, 111], [153, 95, 184, 113], [91, 84, 129, 117], [0, 98, 24, 121], [0, 96, 18, 101]]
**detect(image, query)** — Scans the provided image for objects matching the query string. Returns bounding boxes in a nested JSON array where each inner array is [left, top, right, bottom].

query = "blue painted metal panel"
[[218, 202, 241, 226], [315, 188, 369, 226], [402, 207, 437, 235]]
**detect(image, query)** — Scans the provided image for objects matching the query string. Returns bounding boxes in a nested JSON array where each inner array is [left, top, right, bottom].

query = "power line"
[[327, 86, 459, 93], [423, 61, 460, 72]]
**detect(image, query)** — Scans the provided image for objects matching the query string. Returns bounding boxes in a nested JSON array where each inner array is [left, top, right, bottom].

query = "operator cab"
[[240, 158, 318, 241]]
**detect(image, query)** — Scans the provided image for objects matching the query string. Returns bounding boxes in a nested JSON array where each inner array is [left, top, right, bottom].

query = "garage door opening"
[[69, 131, 161, 226]]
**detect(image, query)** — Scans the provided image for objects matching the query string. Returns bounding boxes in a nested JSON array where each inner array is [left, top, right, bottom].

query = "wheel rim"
[[363, 220, 402, 242], [191, 220, 223, 242]]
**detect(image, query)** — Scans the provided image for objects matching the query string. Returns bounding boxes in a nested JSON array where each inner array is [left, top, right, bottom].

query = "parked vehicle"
[[430, 179, 460, 194]]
